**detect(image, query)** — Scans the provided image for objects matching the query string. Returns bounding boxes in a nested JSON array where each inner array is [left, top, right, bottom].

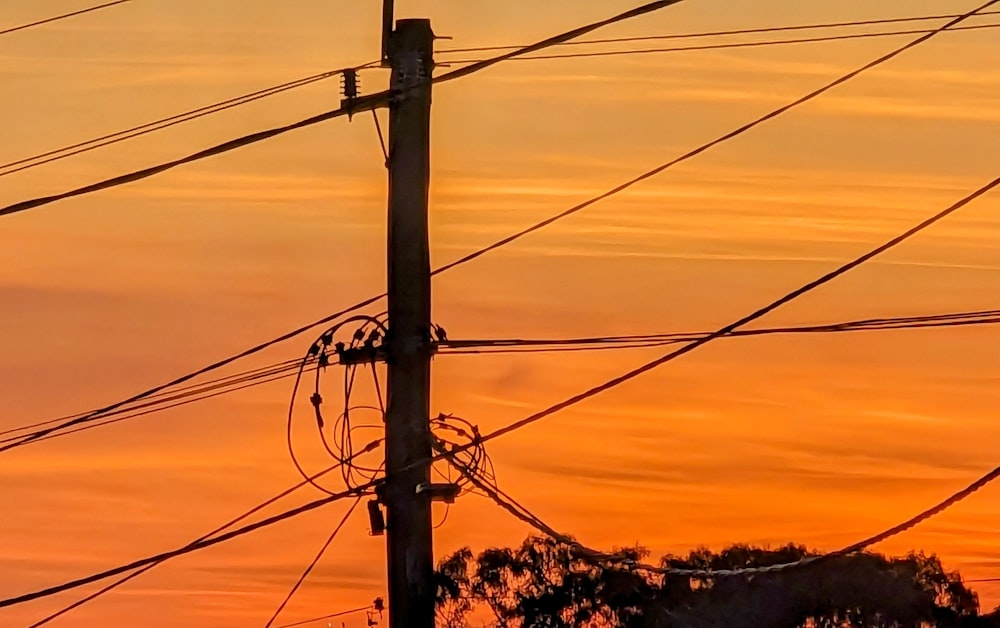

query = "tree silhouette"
[[435, 537, 989, 628]]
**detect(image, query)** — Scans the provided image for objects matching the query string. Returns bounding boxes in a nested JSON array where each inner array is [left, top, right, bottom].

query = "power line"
[[437, 9, 1000, 53], [443, 23, 1000, 64], [3, 0, 989, 455], [0, 357, 306, 440], [0, 0, 130, 37], [11, 14, 994, 179], [0, 104, 358, 219], [9, 0, 996, 617], [0, 0, 685, 451], [0, 308, 980, 453], [274, 605, 374, 628], [10, 161, 997, 607], [471, 172, 1000, 451], [459, 454, 1000, 578], [428, 0, 999, 278], [967, 578, 1000, 583], [2, 483, 370, 610], [0, 70, 349, 178], [439, 310, 1000, 354], [263, 497, 363, 628], [431, 0, 683, 88], [24, 456, 374, 626], [0, 358, 321, 450], [0, 0, 681, 220], [11, 309, 993, 451]]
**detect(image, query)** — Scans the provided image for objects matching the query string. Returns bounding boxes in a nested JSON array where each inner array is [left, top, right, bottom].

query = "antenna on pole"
[[380, 0, 395, 67]]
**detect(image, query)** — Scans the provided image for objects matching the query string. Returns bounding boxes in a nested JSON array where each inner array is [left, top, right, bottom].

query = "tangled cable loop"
[[290, 320, 498, 504], [430, 413, 496, 498], [287, 316, 388, 494]]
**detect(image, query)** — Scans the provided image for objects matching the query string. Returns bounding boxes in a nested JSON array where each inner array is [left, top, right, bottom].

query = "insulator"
[[341, 68, 359, 101]]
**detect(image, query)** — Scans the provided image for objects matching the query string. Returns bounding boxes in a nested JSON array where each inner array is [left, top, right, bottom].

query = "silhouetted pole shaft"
[[385, 18, 435, 628]]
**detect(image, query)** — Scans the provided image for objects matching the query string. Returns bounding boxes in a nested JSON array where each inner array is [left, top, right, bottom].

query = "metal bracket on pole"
[[380, 0, 395, 67]]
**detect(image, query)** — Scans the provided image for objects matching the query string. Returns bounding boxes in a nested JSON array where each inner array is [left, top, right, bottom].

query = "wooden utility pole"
[[384, 17, 435, 628]]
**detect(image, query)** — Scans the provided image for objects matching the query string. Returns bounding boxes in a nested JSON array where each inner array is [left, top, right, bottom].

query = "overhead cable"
[[0, 70, 348, 178], [24, 460, 356, 626], [437, 9, 1000, 53], [273, 605, 375, 628], [0, 357, 322, 451], [0, 484, 370, 610], [428, 0, 999, 277], [470, 173, 1000, 450], [443, 23, 1000, 64], [0, 0, 683, 220], [0, 0, 130, 37], [11, 167, 998, 608], [440, 310, 1000, 354], [461, 458, 1000, 577], [263, 497, 363, 628], [7, 309, 995, 449], [0, 0, 688, 450], [4, 0, 988, 455]]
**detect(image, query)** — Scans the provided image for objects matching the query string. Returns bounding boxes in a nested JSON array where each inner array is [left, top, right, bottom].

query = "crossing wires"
[[437, 9, 1000, 53], [5, 308, 994, 453], [0, 69, 353, 178], [3, 0, 994, 457], [6, 9, 997, 177], [440, 23, 1000, 64], [6, 170, 998, 614]]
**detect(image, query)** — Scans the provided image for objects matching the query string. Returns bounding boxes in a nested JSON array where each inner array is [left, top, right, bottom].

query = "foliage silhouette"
[[435, 536, 993, 628]]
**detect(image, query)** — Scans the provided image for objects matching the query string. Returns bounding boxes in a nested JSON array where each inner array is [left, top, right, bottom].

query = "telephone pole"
[[383, 17, 436, 628]]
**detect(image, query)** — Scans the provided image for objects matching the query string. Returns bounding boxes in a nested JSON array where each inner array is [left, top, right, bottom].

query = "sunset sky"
[[1, 0, 998, 625]]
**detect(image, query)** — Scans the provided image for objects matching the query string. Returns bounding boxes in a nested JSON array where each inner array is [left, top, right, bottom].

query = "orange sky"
[[1, 1, 998, 626]]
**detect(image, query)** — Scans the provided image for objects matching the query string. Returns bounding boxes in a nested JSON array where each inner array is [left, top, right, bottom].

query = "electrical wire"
[[459, 458, 1000, 577], [0, 70, 350, 178], [5, 309, 993, 448], [470, 174, 1000, 453], [0, 302, 378, 453], [13, 177, 1000, 608], [0, 484, 373, 610], [0, 0, 689, 455], [431, 0, 684, 88], [7, 0, 979, 450], [287, 315, 387, 495], [1, 357, 320, 449], [273, 605, 374, 628], [25, 170, 995, 615], [424, 174, 1000, 577], [8, 9, 996, 176], [5, 0, 992, 454], [428, 0, 999, 278], [0, 0, 130, 37], [437, 9, 1000, 53], [0, 356, 308, 440], [0, 0, 682, 220], [24, 459, 362, 625], [263, 496, 364, 628], [438, 310, 1000, 354], [442, 23, 1000, 64]]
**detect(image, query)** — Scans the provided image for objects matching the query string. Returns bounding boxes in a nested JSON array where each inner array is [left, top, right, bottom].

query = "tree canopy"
[[434, 536, 997, 628]]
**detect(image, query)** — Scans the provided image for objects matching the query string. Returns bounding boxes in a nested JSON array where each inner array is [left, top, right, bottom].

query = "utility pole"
[[383, 17, 436, 628]]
